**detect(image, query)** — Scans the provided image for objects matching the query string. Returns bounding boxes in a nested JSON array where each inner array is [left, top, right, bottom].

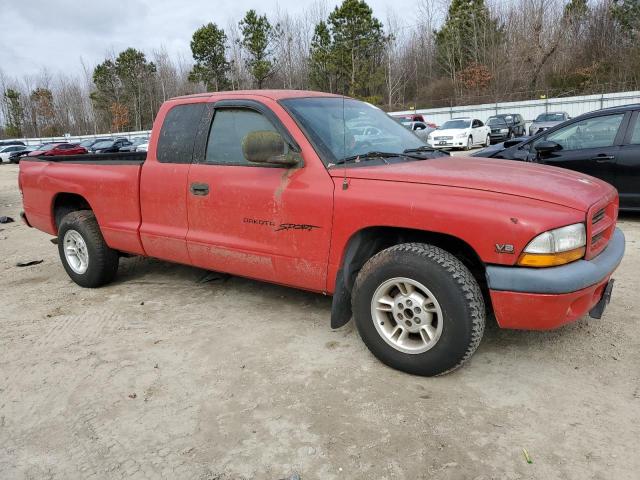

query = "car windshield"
[[39, 144, 57, 151], [93, 140, 113, 148], [79, 140, 94, 147], [441, 120, 470, 129], [536, 113, 565, 122], [281, 97, 425, 165], [132, 137, 148, 145], [488, 118, 507, 127]]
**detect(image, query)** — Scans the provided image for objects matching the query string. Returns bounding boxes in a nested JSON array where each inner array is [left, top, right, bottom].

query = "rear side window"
[[157, 103, 206, 163]]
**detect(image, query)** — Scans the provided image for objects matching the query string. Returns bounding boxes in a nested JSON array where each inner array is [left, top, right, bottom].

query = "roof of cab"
[[171, 89, 344, 101]]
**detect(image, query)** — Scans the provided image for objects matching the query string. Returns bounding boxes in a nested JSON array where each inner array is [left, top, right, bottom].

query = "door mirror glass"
[[242, 130, 299, 166]]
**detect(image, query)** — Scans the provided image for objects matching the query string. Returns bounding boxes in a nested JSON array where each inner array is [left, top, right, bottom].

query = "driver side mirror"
[[535, 140, 562, 155], [242, 130, 300, 167]]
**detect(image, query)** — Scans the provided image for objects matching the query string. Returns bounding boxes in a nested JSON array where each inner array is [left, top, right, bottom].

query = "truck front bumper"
[[486, 228, 625, 330]]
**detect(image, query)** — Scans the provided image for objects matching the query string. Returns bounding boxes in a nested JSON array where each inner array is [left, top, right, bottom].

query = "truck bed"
[[19, 153, 147, 256]]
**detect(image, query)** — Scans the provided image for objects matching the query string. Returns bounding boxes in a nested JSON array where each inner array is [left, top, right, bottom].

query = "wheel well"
[[339, 227, 487, 295], [53, 193, 92, 231]]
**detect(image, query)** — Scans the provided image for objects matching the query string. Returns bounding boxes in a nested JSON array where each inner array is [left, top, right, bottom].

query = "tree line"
[[1, 0, 640, 139]]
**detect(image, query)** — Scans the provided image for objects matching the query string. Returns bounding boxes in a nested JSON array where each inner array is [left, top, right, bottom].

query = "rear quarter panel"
[[20, 160, 145, 255]]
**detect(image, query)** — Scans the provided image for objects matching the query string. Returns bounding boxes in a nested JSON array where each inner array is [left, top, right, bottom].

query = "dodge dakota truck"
[[19, 90, 625, 376]]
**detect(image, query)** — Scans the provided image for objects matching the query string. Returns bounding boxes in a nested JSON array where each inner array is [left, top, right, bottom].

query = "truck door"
[[186, 100, 334, 292], [139, 101, 206, 264]]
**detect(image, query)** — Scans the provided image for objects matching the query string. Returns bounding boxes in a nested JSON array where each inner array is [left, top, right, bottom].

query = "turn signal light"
[[517, 247, 586, 267]]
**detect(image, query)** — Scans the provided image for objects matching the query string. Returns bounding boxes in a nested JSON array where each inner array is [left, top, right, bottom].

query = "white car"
[[427, 118, 491, 150], [0, 145, 27, 163], [136, 142, 149, 152]]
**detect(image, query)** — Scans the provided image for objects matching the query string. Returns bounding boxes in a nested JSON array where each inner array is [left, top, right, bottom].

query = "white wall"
[[391, 90, 640, 127]]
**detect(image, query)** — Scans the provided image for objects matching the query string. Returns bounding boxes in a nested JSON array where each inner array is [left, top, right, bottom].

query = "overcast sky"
[[1, 0, 419, 80]]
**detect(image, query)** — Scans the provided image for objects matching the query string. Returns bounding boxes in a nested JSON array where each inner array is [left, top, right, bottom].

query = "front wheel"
[[352, 243, 485, 376], [485, 134, 491, 147], [57, 210, 119, 288], [464, 136, 472, 151]]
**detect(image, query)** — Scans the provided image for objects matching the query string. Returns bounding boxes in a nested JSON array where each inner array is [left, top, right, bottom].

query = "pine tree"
[[239, 10, 280, 88], [189, 23, 231, 91]]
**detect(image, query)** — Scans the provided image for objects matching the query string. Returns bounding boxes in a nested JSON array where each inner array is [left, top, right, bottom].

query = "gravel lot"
[[1, 160, 639, 480]]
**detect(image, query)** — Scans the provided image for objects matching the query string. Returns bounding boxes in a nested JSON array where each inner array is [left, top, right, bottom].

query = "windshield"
[[441, 120, 470, 129], [39, 144, 57, 151], [79, 140, 93, 147], [488, 118, 507, 127], [281, 97, 425, 165], [536, 113, 565, 122], [93, 140, 113, 149]]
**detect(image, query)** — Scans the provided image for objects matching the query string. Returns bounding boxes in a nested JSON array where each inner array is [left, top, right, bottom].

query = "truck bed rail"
[[23, 151, 146, 165]]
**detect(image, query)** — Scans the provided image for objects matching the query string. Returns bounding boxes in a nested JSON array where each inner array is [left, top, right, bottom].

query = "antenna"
[[342, 92, 348, 190]]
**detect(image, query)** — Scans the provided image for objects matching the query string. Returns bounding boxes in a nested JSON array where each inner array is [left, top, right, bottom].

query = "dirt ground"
[[0, 161, 639, 480]]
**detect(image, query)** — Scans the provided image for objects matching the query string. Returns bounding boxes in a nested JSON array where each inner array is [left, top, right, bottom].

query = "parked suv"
[[487, 113, 526, 142]]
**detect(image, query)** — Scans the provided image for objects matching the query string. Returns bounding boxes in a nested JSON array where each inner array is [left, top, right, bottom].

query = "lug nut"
[[414, 307, 421, 314], [406, 300, 413, 306]]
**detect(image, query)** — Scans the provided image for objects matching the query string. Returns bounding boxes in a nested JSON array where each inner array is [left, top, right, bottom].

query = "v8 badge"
[[495, 244, 515, 254]]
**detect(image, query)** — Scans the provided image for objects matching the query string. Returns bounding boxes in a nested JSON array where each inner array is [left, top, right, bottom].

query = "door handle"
[[190, 182, 209, 196], [592, 155, 615, 163]]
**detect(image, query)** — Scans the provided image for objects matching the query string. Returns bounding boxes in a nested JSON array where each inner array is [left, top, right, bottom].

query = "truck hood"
[[329, 156, 613, 212]]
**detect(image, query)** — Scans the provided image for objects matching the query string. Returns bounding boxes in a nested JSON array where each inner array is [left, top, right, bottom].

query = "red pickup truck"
[[19, 90, 625, 376]]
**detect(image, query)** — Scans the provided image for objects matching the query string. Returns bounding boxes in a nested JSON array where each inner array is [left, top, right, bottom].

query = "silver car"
[[400, 121, 436, 141], [529, 112, 570, 136]]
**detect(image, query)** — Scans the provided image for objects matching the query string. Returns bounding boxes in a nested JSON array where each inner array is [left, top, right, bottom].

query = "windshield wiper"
[[331, 151, 422, 166], [403, 146, 436, 154]]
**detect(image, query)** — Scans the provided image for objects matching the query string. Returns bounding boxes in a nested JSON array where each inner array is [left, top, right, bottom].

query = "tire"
[[352, 243, 485, 376], [57, 210, 119, 288], [485, 134, 491, 147], [464, 136, 472, 151], [508, 131, 515, 139]]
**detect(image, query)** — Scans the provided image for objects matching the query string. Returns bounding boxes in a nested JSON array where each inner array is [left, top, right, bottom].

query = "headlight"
[[500, 128, 509, 133], [457, 132, 468, 138], [517, 223, 586, 267]]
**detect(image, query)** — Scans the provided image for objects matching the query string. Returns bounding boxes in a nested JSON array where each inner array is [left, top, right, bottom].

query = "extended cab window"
[[157, 103, 206, 163], [205, 109, 284, 165]]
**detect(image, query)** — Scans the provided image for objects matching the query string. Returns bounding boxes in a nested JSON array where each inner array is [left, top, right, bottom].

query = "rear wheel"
[[352, 243, 485, 376], [57, 210, 119, 288], [485, 134, 491, 147]]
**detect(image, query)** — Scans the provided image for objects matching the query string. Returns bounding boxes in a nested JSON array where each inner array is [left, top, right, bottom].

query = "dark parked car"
[[79, 138, 112, 151], [119, 137, 148, 152], [90, 138, 132, 153], [472, 104, 640, 211], [0, 140, 26, 147], [8, 146, 38, 163], [487, 113, 526, 142]]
